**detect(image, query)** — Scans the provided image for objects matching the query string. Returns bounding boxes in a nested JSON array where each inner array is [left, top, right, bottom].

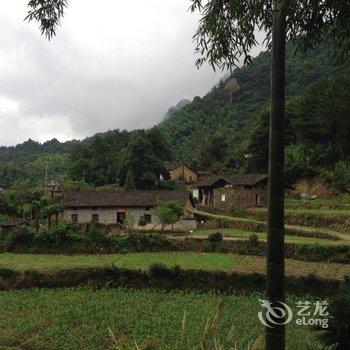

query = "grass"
[[196, 209, 261, 223], [0, 286, 323, 349], [0, 252, 348, 280], [285, 196, 350, 211], [253, 207, 350, 217], [193, 228, 338, 245]]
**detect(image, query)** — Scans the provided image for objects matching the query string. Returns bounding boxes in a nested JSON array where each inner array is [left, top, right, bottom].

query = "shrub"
[[208, 231, 223, 243], [230, 203, 246, 217], [322, 161, 350, 192], [118, 232, 172, 252], [0, 267, 14, 279], [36, 221, 81, 245], [5, 225, 35, 246], [316, 282, 350, 350], [86, 220, 110, 244], [149, 262, 172, 278], [138, 216, 147, 227], [248, 234, 259, 246], [207, 231, 223, 252]]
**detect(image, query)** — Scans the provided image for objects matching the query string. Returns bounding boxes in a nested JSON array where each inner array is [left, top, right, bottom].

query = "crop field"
[[0, 287, 322, 350], [1, 252, 349, 280]]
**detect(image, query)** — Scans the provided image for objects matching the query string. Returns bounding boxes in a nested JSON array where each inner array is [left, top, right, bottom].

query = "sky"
[[0, 1, 263, 147]]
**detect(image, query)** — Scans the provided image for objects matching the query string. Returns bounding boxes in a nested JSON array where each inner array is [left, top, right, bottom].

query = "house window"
[[116, 211, 126, 224], [221, 194, 226, 202], [189, 176, 192, 182], [92, 213, 99, 222], [192, 189, 199, 200], [144, 214, 152, 224], [71, 213, 78, 223]]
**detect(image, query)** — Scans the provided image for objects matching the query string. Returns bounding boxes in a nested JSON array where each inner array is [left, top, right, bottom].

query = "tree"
[[116, 132, 167, 189], [124, 170, 136, 191], [154, 201, 183, 231]]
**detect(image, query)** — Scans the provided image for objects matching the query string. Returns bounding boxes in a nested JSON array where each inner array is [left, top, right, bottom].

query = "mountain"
[[156, 43, 350, 177], [0, 43, 349, 188]]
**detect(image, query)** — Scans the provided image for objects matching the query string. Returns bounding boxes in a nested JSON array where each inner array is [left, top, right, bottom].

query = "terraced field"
[[1, 252, 349, 280], [0, 287, 322, 349]]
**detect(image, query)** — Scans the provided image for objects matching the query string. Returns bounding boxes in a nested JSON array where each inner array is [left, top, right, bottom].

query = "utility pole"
[[266, 0, 286, 349]]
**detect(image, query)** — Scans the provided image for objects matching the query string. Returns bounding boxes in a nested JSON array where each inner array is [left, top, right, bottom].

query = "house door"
[[116, 211, 126, 224]]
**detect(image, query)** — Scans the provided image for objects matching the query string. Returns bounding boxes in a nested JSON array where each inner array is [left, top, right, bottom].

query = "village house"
[[165, 162, 215, 184], [62, 190, 197, 232], [193, 174, 268, 208]]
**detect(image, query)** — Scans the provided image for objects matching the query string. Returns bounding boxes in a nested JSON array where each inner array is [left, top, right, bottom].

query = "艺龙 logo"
[[258, 299, 293, 328]]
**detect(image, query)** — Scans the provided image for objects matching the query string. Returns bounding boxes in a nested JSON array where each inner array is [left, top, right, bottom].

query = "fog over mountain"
[[2, 1, 263, 146]]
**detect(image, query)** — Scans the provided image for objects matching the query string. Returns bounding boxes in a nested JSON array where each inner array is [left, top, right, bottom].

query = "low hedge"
[[0, 265, 343, 297], [1, 234, 349, 264]]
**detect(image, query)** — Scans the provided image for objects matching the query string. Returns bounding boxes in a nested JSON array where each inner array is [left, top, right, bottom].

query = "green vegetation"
[[158, 44, 350, 183], [154, 201, 184, 231], [0, 287, 322, 349], [0, 252, 348, 280], [124, 169, 136, 191], [253, 207, 350, 218], [316, 283, 350, 350], [285, 196, 350, 211], [0, 252, 236, 272], [193, 228, 339, 245]]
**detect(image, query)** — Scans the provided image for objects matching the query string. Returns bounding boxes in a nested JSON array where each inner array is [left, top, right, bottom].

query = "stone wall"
[[213, 187, 267, 210], [63, 207, 197, 232]]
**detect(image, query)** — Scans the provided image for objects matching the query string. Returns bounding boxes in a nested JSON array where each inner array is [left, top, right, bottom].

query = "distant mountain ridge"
[[0, 42, 349, 188]]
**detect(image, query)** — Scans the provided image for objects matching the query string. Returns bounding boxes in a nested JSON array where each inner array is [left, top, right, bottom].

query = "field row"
[[0, 287, 322, 350], [1, 252, 349, 280], [189, 228, 343, 244]]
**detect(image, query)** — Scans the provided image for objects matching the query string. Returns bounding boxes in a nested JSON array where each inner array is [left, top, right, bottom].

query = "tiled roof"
[[195, 174, 268, 187], [62, 190, 190, 208]]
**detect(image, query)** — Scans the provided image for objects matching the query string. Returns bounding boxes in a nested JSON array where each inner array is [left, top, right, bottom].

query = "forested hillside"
[[157, 43, 350, 180], [0, 43, 349, 190]]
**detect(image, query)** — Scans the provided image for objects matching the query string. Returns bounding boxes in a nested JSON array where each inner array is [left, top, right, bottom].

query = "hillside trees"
[[116, 130, 171, 189], [124, 170, 136, 191], [244, 72, 350, 182]]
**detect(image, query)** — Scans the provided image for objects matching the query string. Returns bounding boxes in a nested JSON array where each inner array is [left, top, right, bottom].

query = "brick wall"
[[213, 187, 267, 210]]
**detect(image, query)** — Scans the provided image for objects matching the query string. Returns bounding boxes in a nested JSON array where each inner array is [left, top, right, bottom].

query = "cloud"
[[0, 0, 262, 146]]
